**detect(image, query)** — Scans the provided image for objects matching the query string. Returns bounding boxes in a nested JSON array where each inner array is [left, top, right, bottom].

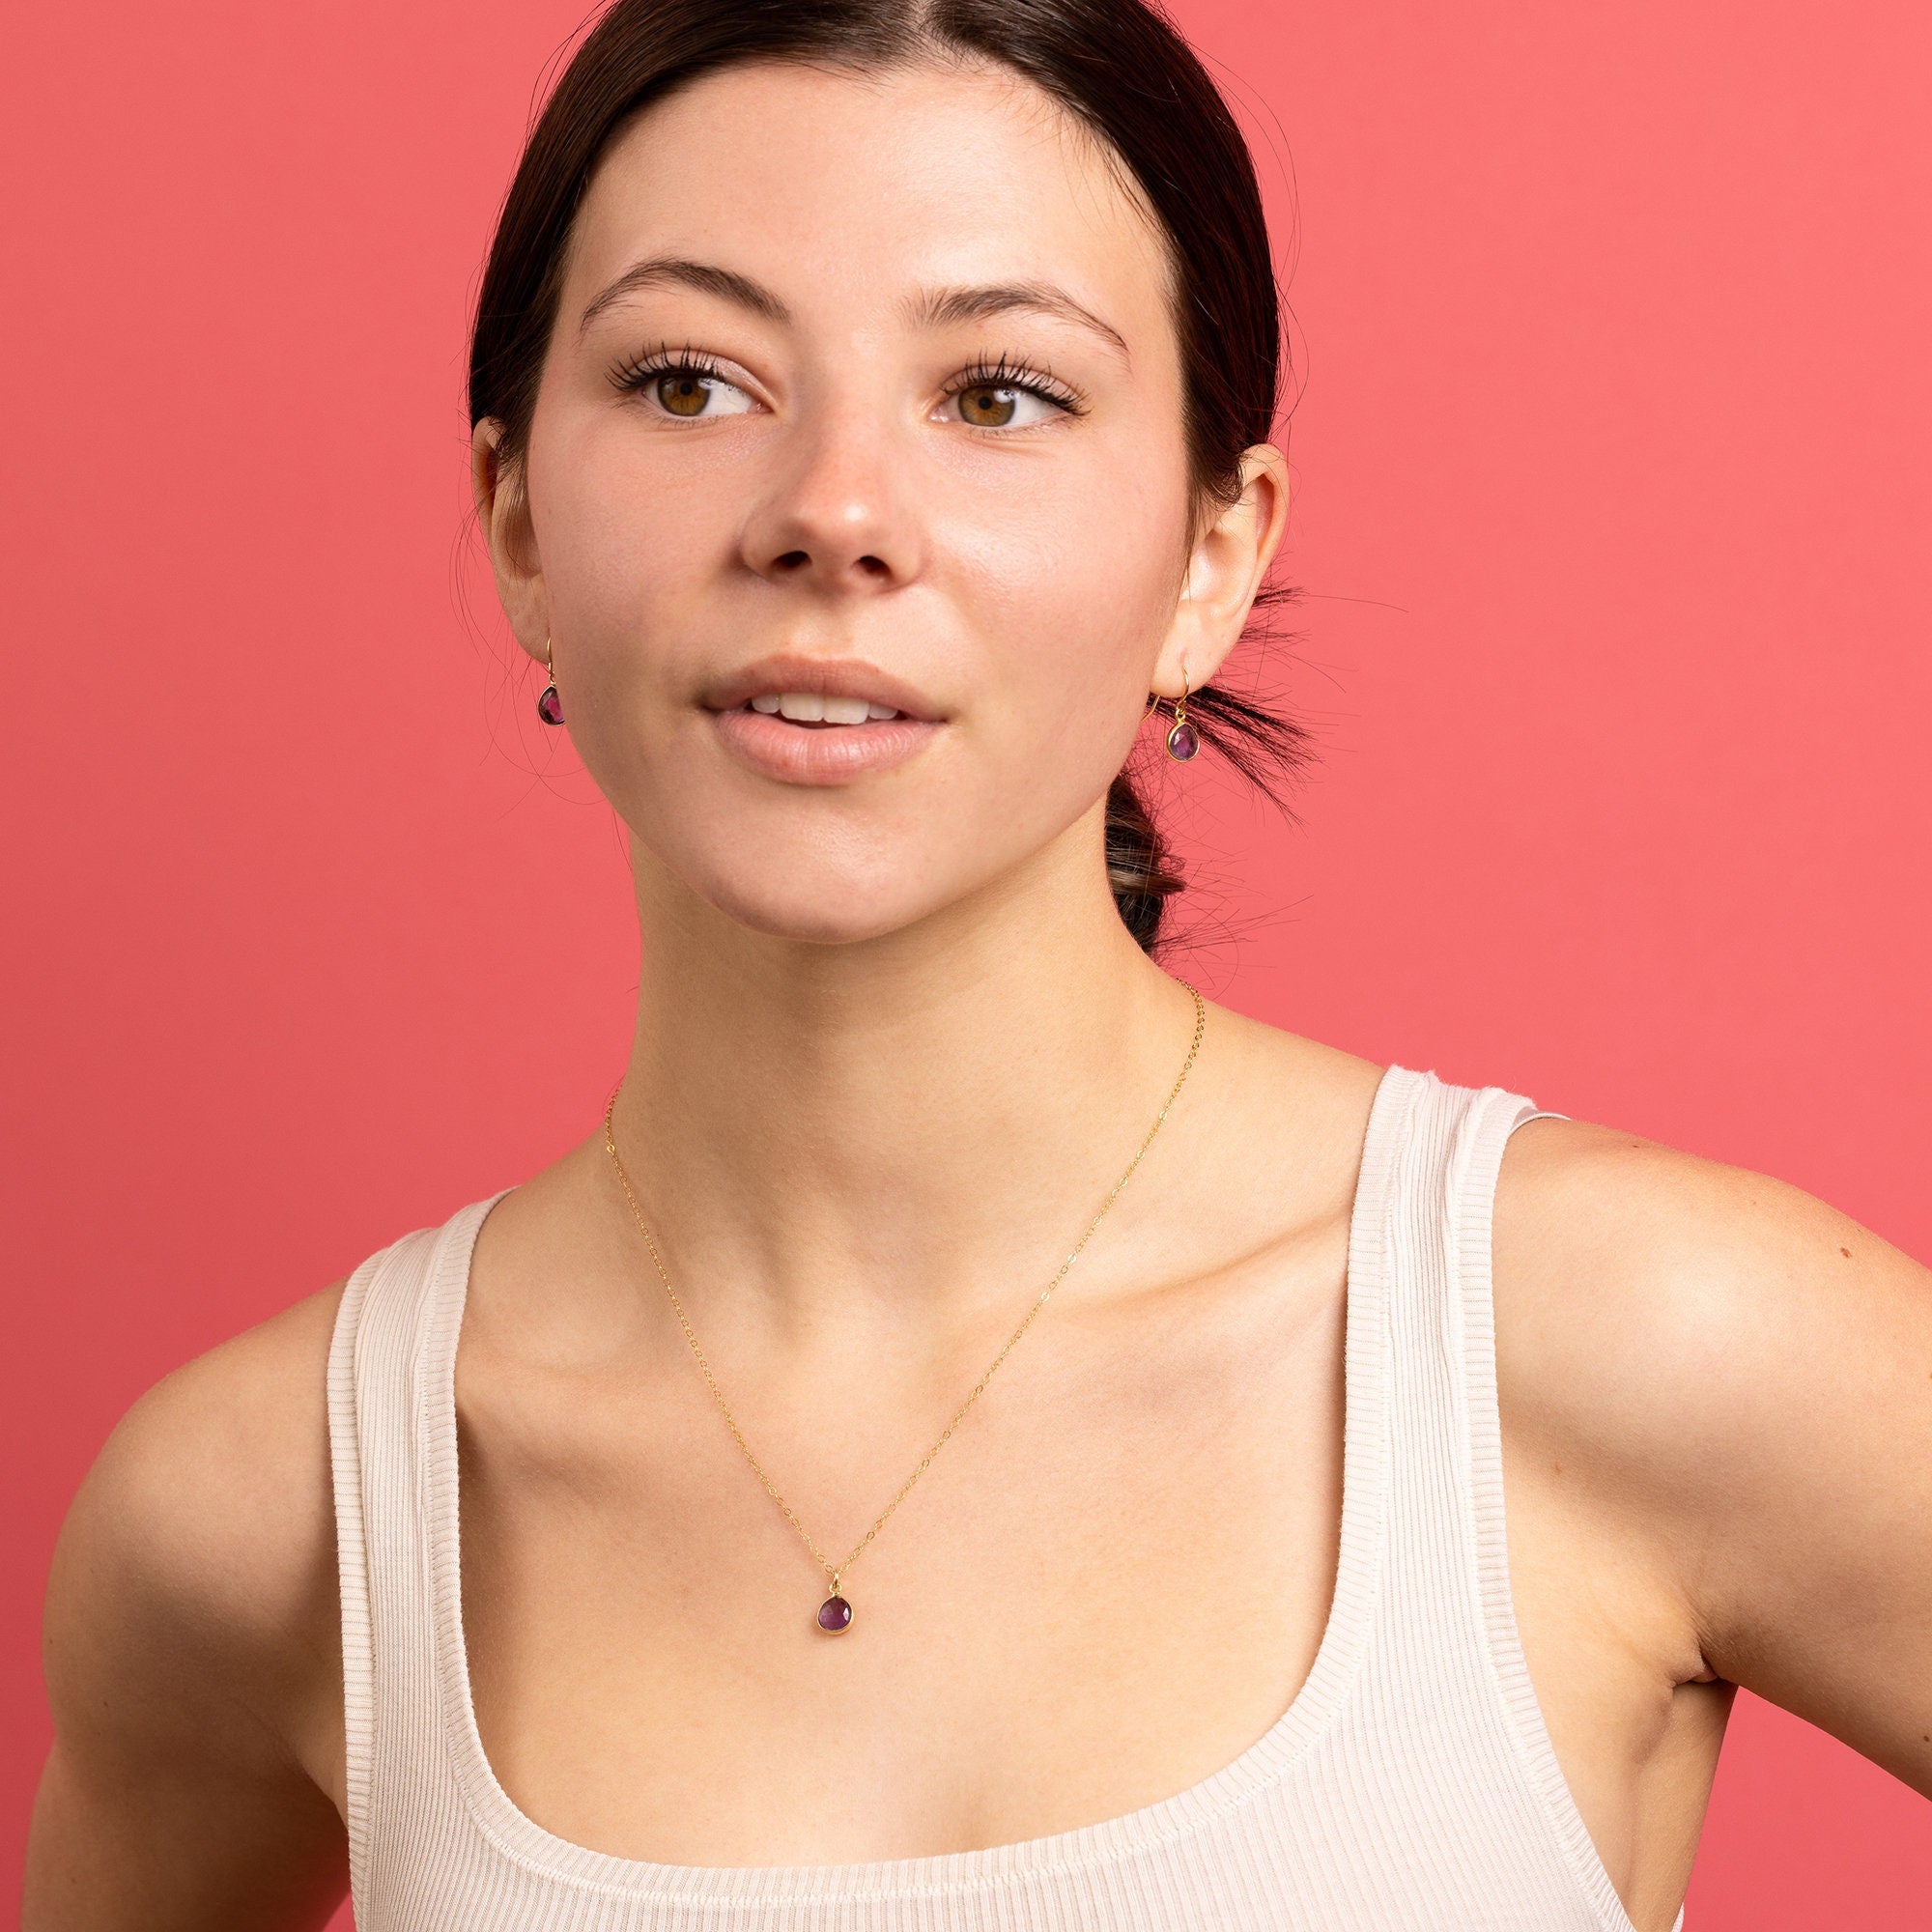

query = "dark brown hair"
[[469, 0, 1312, 952]]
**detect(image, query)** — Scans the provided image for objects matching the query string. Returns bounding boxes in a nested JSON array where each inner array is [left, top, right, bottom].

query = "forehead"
[[563, 57, 1176, 340]]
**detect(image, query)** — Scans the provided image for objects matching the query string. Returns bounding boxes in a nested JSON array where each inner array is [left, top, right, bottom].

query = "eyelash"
[[609, 340, 728, 396], [607, 343, 1089, 421]]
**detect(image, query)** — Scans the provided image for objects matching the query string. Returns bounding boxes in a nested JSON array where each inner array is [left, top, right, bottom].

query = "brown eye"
[[957, 384, 1019, 428], [657, 372, 713, 416], [634, 366, 755, 420]]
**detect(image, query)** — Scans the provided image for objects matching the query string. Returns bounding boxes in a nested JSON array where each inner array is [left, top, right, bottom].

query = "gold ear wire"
[[1145, 666, 1190, 720]]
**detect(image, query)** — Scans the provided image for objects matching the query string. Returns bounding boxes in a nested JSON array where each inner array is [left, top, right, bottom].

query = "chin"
[[668, 850, 963, 950]]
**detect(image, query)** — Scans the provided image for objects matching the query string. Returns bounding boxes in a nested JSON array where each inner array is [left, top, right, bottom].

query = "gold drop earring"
[[1163, 668, 1201, 761], [536, 637, 564, 727]]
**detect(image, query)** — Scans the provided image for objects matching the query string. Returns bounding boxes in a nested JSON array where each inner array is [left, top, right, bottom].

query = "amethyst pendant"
[[816, 1593, 852, 1634], [1165, 719, 1200, 761], [537, 681, 565, 727]]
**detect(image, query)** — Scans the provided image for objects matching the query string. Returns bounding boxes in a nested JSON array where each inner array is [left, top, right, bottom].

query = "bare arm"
[[1496, 1120, 1932, 1797], [23, 1287, 351, 1931]]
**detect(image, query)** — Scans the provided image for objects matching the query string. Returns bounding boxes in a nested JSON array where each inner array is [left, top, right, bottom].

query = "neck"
[[604, 815, 1206, 1350]]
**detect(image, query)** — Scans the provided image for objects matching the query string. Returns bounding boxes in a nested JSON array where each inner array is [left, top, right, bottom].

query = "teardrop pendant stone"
[[537, 682, 565, 726], [1166, 720, 1200, 760], [816, 1594, 853, 1634]]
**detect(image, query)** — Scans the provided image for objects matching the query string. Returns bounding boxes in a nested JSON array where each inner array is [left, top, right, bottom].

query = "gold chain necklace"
[[602, 979, 1207, 1636]]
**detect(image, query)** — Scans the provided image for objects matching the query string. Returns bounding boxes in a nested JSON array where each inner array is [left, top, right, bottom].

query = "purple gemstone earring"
[[1164, 670, 1201, 761], [536, 637, 564, 727]]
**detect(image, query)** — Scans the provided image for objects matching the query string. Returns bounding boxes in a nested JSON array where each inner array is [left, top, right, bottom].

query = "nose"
[[739, 405, 923, 594]]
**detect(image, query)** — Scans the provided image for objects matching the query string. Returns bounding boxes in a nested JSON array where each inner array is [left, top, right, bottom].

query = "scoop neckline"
[[414, 1062, 1416, 1906]]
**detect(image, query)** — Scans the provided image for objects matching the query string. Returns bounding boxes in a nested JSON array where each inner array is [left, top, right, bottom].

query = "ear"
[[1151, 442, 1290, 698], [470, 416, 550, 668]]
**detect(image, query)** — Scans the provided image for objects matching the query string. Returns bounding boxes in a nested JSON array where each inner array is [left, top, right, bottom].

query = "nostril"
[[775, 550, 810, 571], [857, 555, 890, 578]]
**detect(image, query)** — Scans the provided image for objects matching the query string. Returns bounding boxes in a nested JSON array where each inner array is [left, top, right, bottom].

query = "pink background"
[[5, 0, 1928, 1922]]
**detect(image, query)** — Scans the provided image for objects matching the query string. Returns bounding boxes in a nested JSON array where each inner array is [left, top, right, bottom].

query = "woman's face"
[[480, 57, 1281, 947]]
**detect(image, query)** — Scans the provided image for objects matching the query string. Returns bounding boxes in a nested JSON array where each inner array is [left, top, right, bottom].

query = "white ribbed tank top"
[[327, 1064, 1685, 1931]]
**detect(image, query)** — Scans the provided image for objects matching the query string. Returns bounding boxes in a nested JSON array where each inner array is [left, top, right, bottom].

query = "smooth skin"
[[26, 55, 1932, 1932]]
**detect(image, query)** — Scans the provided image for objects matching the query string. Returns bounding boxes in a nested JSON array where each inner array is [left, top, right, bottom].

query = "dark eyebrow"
[[577, 257, 792, 337], [907, 282, 1130, 363]]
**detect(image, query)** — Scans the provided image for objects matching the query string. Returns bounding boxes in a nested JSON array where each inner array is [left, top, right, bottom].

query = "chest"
[[453, 1279, 1350, 1864]]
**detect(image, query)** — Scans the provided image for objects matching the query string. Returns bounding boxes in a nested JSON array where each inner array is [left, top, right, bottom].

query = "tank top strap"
[[1360, 1073, 1661, 1931], [1447, 1086, 1661, 1930], [327, 1191, 510, 1909], [1371, 1072, 1566, 1565]]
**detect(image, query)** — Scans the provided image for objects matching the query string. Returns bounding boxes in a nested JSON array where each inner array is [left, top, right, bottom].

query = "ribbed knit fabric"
[[327, 1064, 1682, 1931]]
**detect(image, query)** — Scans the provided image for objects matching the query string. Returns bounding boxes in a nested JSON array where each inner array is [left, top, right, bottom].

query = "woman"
[[23, 1, 1930, 1927]]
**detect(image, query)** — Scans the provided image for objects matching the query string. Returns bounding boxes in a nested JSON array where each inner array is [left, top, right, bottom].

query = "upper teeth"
[[749, 693, 899, 723]]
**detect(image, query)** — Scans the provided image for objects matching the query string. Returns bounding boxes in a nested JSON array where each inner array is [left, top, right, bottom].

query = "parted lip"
[[702, 652, 945, 723]]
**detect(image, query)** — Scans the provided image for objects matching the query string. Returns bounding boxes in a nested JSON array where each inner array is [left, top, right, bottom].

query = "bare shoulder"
[[1489, 1114, 1926, 1468], [43, 1280, 349, 1777], [29, 1283, 352, 1928], [1490, 1112, 1932, 1793]]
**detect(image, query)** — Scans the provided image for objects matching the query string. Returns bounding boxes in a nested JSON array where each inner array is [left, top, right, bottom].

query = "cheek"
[[943, 442, 1190, 755], [522, 407, 753, 807], [527, 412, 734, 648]]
